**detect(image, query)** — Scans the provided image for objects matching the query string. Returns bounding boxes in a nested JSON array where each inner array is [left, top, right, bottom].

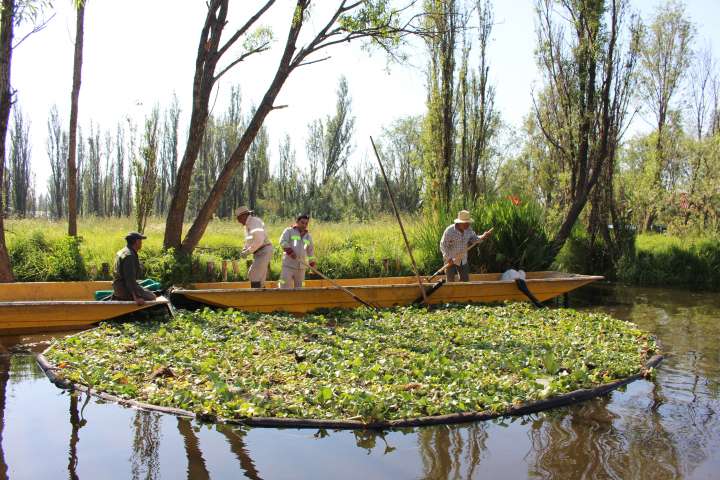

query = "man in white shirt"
[[236, 206, 273, 288], [278, 214, 316, 289], [439, 209, 493, 282]]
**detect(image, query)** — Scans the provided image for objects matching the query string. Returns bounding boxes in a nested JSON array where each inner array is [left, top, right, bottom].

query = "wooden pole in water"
[[301, 260, 379, 311], [370, 136, 427, 303]]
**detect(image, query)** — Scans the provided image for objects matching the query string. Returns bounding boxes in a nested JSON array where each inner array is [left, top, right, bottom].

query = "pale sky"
[[9, 0, 720, 193]]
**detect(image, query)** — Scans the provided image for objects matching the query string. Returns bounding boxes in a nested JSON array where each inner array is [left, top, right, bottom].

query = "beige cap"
[[454, 210, 474, 224], [235, 206, 253, 217]]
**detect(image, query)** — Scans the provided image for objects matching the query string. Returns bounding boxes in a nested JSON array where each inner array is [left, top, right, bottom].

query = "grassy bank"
[[616, 234, 720, 289], [45, 303, 657, 423], [5, 217, 720, 289], [4, 217, 418, 283]]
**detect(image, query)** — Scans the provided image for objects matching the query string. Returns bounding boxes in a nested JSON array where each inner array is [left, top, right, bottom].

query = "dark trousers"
[[446, 262, 470, 282]]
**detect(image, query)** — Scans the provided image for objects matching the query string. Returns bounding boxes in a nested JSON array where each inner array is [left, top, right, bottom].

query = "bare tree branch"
[[12, 12, 55, 49], [214, 42, 271, 81], [215, 0, 275, 60]]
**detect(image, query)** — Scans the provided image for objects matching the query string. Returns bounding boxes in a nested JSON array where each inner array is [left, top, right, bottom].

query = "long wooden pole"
[[301, 260, 379, 311], [425, 241, 482, 282], [370, 136, 427, 303]]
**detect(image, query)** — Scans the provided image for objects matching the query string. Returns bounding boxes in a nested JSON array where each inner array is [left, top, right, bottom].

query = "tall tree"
[[163, 0, 274, 250], [167, 1, 422, 255], [245, 122, 269, 212], [321, 75, 355, 185], [457, 0, 497, 203], [534, 0, 641, 258], [67, 0, 86, 235], [134, 107, 159, 233], [84, 122, 101, 215], [378, 116, 423, 212], [637, 0, 693, 231], [156, 94, 180, 216], [0, 0, 16, 280], [422, 0, 458, 211], [272, 133, 300, 218], [113, 122, 126, 217], [47, 105, 67, 218], [8, 106, 30, 216]]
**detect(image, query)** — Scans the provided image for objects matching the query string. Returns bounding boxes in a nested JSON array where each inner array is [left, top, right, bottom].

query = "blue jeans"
[[446, 262, 470, 282]]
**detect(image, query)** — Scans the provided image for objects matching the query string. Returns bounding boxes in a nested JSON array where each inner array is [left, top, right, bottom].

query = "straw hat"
[[235, 206, 253, 217], [454, 210, 474, 224]]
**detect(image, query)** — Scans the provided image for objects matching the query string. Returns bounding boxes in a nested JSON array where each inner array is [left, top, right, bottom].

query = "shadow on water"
[[0, 283, 718, 479]]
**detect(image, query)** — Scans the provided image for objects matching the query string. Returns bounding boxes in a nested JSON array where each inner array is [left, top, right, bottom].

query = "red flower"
[[507, 195, 521, 206]]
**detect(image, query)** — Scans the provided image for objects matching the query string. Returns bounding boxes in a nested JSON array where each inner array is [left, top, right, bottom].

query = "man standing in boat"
[[278, 214, 316, 289], [112, 232, 156, 305], [440, 210, 493, 282], [236, 206, 273, 288]]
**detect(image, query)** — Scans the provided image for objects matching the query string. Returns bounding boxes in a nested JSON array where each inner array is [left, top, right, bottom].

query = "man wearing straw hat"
[[440, 210, 493, 282], [236, 206, 273, 288]]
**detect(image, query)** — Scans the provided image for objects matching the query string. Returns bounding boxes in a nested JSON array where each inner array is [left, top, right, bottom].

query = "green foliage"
[[413, 199, 553, 273], [473, 200, 553, 272], [46, 303, 657, 423], [554, 221, 636, 279], [617, 234, 720, 289], [9, 232, 87, 281]]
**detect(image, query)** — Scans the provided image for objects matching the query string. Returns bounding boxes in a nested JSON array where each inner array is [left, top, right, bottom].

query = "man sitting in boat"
[[112, 232, 156, 305], [439, 210, 493, 282], [278, 214, 316, 289], [236, 206, 273, 289]]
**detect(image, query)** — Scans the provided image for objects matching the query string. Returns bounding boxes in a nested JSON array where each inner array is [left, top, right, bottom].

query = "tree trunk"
[[0, 0, 16, 282], [67, 1, 85, 237], [163, 0, 232, 250], [179, 13, 304, 254], [180, 66, 292, 254]]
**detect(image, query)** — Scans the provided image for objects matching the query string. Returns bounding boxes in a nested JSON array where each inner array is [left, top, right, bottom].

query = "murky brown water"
[[1, 284, 718, 479]]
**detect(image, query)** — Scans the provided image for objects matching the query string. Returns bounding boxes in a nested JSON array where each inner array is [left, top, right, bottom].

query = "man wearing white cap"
[[439, 210, 493, 282], [236, 206, 273, 288]]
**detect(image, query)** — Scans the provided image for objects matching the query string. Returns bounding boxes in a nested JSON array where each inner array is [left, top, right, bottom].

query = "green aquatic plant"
[[45, 303, 657, 423]]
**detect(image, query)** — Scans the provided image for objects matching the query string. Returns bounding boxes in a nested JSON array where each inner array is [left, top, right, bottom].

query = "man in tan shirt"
[[236, 206, 273, 288]]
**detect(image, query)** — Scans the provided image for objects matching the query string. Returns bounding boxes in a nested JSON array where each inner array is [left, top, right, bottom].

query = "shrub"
[[414, 199, 553, 274], [10, 232, 87, 281], [616, 234, 720, 289]]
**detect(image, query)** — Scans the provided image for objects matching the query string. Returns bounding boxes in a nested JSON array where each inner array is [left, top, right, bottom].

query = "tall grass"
[[6, 217, 719, 289], [4, 216, 421, 283], [413, 200, 553, 273], [617, 234, 720, 289]]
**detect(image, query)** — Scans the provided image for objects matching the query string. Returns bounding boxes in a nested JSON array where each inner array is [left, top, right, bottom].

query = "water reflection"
[[0, 285, 717, 479], [130, 410, 161, 480], [68, 391, 89, 480], [418, 424, 488, 479], [177, 418, 210, 480], [0, 351, 9, 480], [217, 425, 262, 479]]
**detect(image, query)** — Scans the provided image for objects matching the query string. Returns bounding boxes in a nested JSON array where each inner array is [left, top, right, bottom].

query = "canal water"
[[0, 284, 718, 479]]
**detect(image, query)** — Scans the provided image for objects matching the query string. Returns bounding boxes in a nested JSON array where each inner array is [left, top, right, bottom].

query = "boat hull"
[[0, 281, 169, 335], [173, 272, 603, 314]]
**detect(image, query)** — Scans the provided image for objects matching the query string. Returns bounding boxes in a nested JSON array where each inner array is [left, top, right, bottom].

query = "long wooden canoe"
[[171, 271, 603, 314], [0, 281, 170, 335]]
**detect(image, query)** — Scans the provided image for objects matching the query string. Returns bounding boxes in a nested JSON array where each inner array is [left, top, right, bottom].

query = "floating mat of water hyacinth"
[[45, 303, 658, 423]]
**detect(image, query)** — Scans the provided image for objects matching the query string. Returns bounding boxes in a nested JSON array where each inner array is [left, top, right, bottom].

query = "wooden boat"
[[0, 281, 170, 335], [170, 271, 603, 314]]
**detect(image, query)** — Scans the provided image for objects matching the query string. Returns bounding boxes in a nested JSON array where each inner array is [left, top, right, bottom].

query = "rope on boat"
[[35, 352, 663, 430]]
